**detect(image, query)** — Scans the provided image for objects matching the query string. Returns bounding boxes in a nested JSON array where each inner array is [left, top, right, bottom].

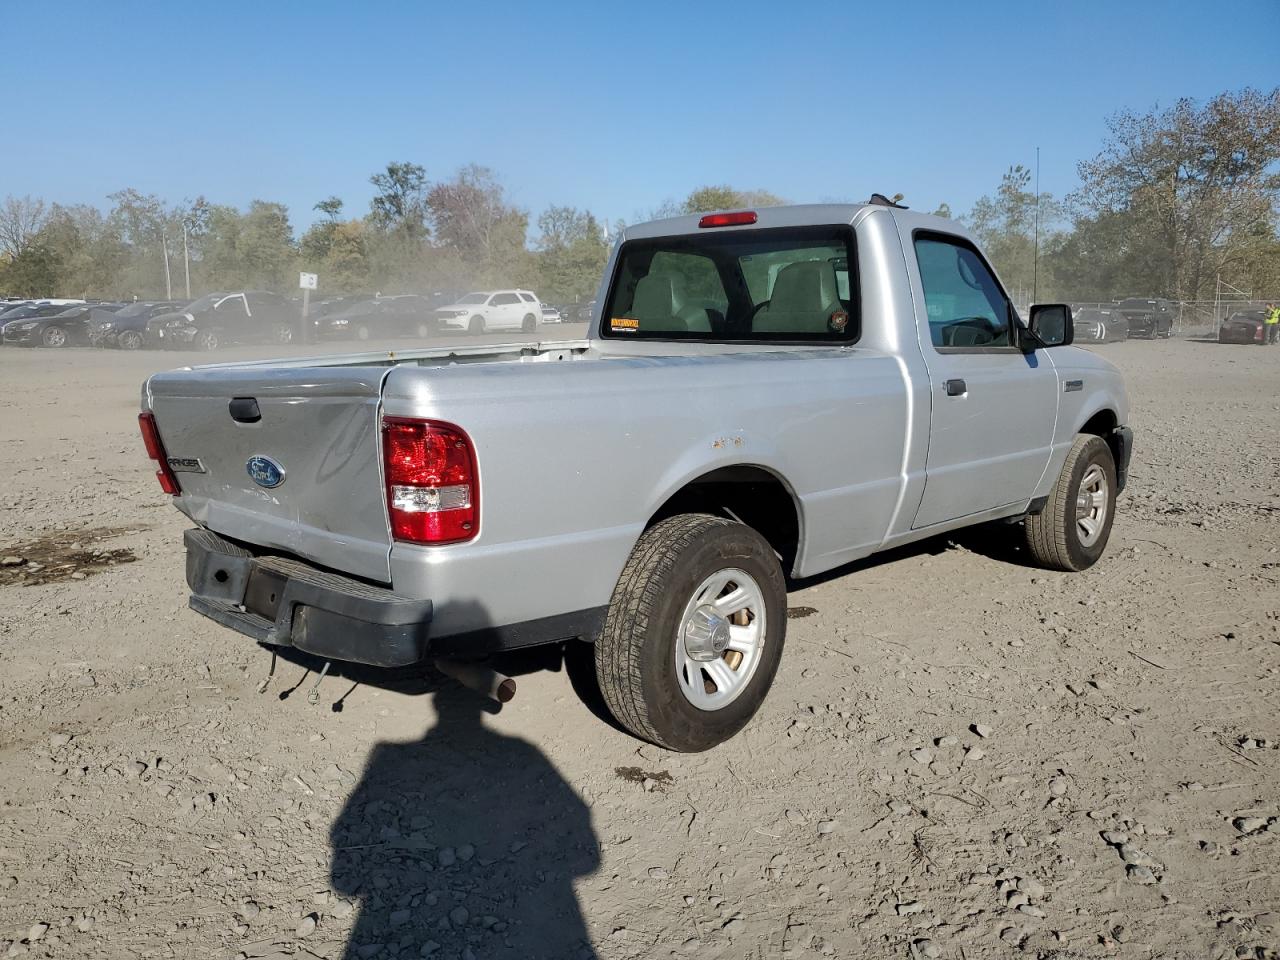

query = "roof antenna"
[[869, 193, 908, 209]]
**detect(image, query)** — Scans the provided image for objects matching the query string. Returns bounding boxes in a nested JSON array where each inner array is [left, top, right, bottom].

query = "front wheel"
[[42, 326, 67, 348], [468, 315, 485, 335], [195, 329, 219, 351], [355, 324, 371, 341], [117, 330, 144, 350], [595, 514, 786, 752], [274, 324, 293, 344], [416, 322, 432, 339], [1024, 434, 1117, 571]]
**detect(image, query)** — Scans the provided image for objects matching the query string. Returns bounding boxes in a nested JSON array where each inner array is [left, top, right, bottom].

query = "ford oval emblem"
[[246, 456, 286, 489]]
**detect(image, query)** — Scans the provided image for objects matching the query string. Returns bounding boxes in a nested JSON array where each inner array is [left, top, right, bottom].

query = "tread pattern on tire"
[[595, 513, 732, 750], [1024, 434, 1107, 572]]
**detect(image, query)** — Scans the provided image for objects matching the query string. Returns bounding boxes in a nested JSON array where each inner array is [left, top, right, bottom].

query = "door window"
[[491, 293, 520, 306], [913, 235, 1012, 349]]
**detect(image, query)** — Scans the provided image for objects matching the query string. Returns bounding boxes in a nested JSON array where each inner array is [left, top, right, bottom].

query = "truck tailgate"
[[145, 365, 392, 583]]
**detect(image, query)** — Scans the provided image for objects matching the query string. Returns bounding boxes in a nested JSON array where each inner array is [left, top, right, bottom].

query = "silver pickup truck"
[[140, 201, 1133, 751]]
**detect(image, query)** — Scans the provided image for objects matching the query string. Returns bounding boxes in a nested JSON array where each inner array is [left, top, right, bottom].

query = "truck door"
[[909, 232, 1058, 529]]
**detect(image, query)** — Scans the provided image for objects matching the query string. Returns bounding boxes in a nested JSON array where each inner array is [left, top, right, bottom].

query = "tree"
[[0, 195, 48, 259], [1074, 88, 1280, 301], [315, 196, 344, 221], [533, 206, 608, 302], [966, 165, 1064, 301], [681, 186, 787, 214], [427, 165, 529, 283], [931, 202, 953, 219], [369, 162, 428, 238]]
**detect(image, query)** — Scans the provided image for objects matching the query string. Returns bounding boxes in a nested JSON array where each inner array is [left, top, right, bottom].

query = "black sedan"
[[1071, 304, 1130, 343], [315, 295, 438, 341], [1218, 309, 1268, 345], [1, 302, 97, 346], [4, 302, 125, 347], [90, 300, 189, 349]]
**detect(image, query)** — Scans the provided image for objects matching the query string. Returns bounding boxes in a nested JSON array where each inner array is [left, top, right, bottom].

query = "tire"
[[355, 324, 370, 341], [117, 330, 144, 350], [595, 513, 786, 752], [195, 329, 219, 351], [274, 324, 293, 344], [416, 322, 431, 339], [522, 314, 536, 333], [1024, 434, 1117, 572], [468, 315, 485, 335], [1094, 322, 1106, 342], [42, 326, 67, 348]]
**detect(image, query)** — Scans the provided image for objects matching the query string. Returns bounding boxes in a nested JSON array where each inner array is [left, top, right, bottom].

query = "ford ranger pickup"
[[140, 201, 1133, 751]]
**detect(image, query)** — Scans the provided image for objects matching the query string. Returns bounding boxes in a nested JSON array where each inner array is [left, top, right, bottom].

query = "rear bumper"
[[185, 528, 433, 667]]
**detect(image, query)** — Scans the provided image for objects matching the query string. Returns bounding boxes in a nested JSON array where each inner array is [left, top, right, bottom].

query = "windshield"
[[457, 293, 488, 304], [601, 225, 857, 342], [115, 302, 156, 318]]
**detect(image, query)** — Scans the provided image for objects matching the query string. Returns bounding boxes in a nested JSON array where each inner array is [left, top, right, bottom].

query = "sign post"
[[299, 272, 318, 344]]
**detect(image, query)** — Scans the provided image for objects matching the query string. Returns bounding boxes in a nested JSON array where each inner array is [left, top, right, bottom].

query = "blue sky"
[[2, 0, 1276, 235]]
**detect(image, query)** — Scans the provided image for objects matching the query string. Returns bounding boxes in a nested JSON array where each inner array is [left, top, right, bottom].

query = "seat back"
[[752, 260, 840, 334]]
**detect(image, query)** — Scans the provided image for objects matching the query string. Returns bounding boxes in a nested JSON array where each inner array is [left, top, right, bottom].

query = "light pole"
[[182, 222, 191, 299]]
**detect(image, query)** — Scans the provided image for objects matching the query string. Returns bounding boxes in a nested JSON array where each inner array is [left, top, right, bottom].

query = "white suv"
[[434, 290, 542, 334]]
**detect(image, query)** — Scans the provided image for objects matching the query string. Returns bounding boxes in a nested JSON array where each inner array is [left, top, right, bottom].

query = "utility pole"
[[1032, 146, 1041, 304], [182, 222, 191, 299], [161, 234, 172, 300]]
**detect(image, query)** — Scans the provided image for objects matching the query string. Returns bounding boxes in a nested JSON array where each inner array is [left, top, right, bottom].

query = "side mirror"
[[1028, 303, 1073, 348]]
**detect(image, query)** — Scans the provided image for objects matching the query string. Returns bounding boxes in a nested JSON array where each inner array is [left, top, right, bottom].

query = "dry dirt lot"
[[0, 333, 1277, 960]]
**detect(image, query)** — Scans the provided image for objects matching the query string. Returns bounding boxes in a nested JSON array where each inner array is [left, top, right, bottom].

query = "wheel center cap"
[[684, 605, 731, 662]]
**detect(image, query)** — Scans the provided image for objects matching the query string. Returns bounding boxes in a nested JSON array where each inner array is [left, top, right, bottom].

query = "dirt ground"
[[0, 332, 1277, 960]]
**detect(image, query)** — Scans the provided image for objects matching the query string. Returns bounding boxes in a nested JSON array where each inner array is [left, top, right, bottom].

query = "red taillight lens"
[[382, 417, 478, 545], [698, 211, 758, 228], [138, 411, 180, 496]]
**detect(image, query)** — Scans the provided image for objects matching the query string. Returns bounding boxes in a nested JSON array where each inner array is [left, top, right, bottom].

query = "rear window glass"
[[601, 225, 857, 342]]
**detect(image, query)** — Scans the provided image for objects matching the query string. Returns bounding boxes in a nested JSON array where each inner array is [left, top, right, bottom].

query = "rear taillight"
[[138, 411, 180, 496], [382, 417, 478, 545]]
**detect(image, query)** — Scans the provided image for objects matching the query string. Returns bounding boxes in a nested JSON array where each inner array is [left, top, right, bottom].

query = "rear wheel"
[[595, 514, 786, 752], [1024, 434, 1117, 571], [117, 330, 144, 350], [355, 324, 371, 341], [42, 326, 67, 348], [522, 314, 536, 333], [416, 321, 432, 339], [274, 324, 293, 344], [468, 315, 485, 335]]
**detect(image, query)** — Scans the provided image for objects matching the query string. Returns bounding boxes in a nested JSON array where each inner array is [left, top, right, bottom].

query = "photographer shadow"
[[330, 685, 601, 959]]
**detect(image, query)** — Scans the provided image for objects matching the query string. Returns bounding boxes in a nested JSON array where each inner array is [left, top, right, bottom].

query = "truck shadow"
[[328, 684, 601, 960]]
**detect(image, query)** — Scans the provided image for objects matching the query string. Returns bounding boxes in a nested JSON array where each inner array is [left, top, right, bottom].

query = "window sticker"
[[611, 317, 640, 332]]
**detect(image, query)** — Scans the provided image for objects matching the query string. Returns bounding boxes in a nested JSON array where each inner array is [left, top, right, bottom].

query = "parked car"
[[433, 290, 543, 334], [146, 291, 300, 350], [1071, 304, 1130, 343], [0, 301, 89, 345], [90, 300, 189, 350], [3, 301, 125, 347], [1115, 297, 1175, 339], [540, 304, 565, 324], [316, 295, 438, 341], [140, 202, 1132, 752], [1218, 309, 1269, 345]]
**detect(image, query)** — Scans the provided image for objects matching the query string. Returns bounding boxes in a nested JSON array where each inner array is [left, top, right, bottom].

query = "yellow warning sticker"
[[610, 317, 640, 332]]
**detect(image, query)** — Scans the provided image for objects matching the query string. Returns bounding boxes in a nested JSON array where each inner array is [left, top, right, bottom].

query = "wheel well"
[[648, 466, 800, 571], [1080, 409, 1121, 469]]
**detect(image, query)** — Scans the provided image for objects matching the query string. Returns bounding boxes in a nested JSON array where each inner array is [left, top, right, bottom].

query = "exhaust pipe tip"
[[433, 658, 517, 704]]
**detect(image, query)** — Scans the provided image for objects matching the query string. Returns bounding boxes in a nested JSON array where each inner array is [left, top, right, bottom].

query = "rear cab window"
[[601, 225, 858, 343]]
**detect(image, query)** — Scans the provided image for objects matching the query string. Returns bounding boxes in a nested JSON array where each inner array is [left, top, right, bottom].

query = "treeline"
[[1, 88, 1276, 305]]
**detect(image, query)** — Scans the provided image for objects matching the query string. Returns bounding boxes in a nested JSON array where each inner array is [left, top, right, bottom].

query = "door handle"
[[944, 379, 967, 397]]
